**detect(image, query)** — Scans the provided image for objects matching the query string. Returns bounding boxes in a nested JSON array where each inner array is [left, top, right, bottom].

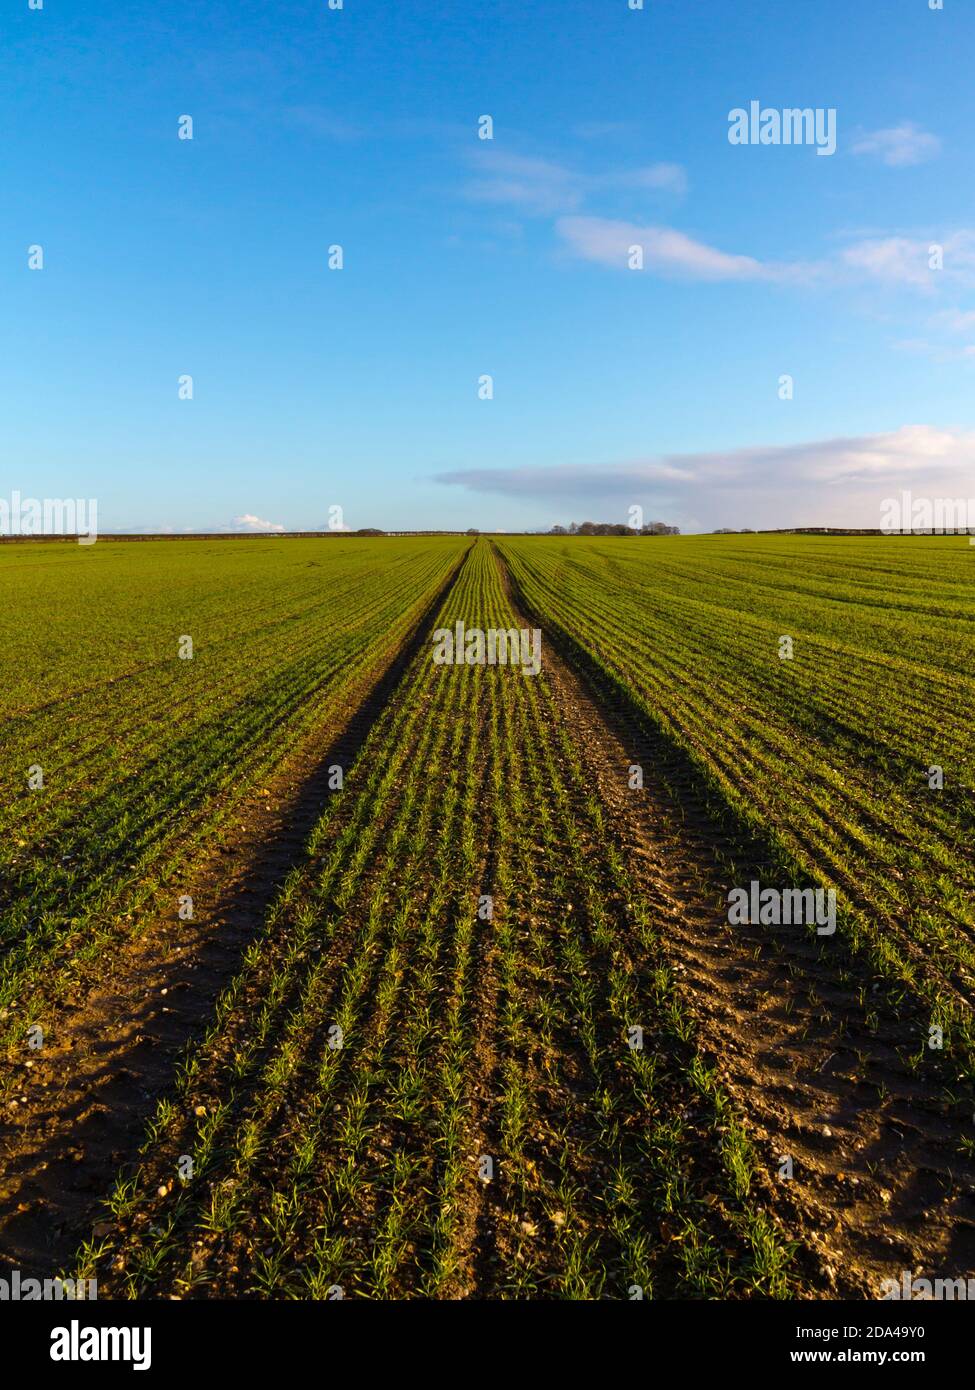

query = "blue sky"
[[3, 0, 974, 533]]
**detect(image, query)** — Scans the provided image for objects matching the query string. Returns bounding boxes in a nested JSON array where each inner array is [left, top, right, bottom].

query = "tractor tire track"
[[496, 543, 975, 1298], [0, 550, 470, 1278]]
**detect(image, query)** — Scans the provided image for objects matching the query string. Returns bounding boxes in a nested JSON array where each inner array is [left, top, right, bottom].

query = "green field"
[[1, 534, 973, 1299], [498, 533, 975, 1066], [0, 537, 464, 1028]]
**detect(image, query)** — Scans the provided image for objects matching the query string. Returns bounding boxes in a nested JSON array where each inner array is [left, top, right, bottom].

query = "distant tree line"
[[550, 520, 680, 536]]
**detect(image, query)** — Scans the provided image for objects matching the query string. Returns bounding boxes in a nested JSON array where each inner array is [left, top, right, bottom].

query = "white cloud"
[[233, 513, 285, 532], [841, 231, 975, 290], [556, 216, 778, 281], [852, 122, 941, 167], [555, 217, 975, 297], [463, 143, 975, 359], [435, 426, 975, 530], [840, 236, 935, 289], [436, 461, 693, 499]]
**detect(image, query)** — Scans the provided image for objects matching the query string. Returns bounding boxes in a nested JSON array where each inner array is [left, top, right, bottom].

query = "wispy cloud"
[[555, 216, 975, 299], [840, 236, 935, 289], [841, 231, 975, 290], [600, 163, 688, 196], [435, 426, 975, 530], [852, 122, 941, 167], [465, 153, 586, 216], [463, 151, 688, 217], [462, 144, 970, 305], [556, 216, 768, 280], [892, 337, 975, 363], [931, 307, 975, 333]]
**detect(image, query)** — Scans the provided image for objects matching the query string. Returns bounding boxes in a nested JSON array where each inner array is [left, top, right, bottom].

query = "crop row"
[[497, 533, 975, 1069], [78, 541, 795, 1299], [0, 537, 466, 1037]]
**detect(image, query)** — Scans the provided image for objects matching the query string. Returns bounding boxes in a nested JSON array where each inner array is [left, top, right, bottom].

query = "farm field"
[[498, 534, 975, 1065], [1, 533, 973, 1299], [0, 537, 465, 1040]]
